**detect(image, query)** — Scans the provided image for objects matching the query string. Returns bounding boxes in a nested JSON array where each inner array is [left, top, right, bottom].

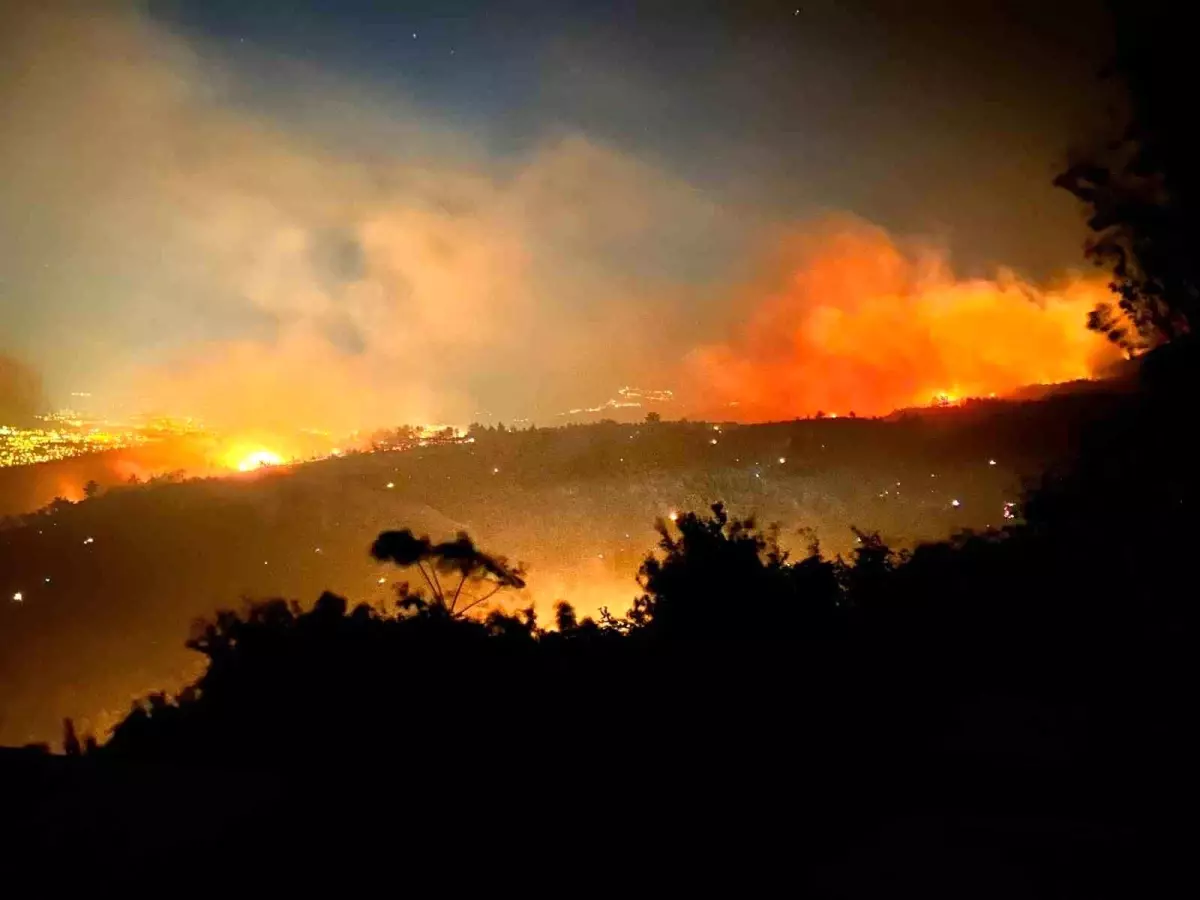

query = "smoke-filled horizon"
[[1, 1, 1120, 430]]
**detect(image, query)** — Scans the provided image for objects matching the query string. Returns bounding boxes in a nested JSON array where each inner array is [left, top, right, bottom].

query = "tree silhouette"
[[645, 411, 661, 424], [370, 528, 526, 617], [1055, 2, 1197, 350]]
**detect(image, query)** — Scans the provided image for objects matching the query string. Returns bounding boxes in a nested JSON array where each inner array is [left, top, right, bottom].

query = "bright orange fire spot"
[[233, 449, 284, 472], [687, 219, 1124, 421]]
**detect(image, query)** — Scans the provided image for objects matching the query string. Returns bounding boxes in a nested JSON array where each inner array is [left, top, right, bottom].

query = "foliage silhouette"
[[1055, 2, 1197, 350], [630, 503, 841, 638], [370, 528, 525, 616]]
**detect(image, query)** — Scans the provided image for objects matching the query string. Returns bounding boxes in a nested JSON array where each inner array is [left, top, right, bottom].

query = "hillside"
[[0, 390, 1122, 745]]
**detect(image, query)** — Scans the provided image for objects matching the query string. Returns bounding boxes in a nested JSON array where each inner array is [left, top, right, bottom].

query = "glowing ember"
[[668, 511, 679, 522], [236, 450, 284, 472]]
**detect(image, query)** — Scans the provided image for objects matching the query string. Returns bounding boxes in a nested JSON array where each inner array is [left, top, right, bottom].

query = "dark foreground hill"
[[0, 391, 1120, 745], [0, 358, 1192, 894]]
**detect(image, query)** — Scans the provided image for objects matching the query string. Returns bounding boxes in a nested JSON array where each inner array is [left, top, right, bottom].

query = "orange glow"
[[232, 449, 284, 472], [687, 220, 1124, 420]]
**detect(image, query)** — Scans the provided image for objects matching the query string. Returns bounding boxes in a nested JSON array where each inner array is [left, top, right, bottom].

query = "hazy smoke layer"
[[0, 2, 729, 429], [687, 220, 1121, 420], [0, 356, 45, 425]]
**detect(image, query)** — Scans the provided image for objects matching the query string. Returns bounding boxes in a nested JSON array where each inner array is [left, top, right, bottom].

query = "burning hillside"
[[686, 220, 1124, 421]]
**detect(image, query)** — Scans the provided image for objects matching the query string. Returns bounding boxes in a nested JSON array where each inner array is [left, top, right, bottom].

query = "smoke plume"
[[1, 3, 1117, 433], [0, 2, 727, 430]]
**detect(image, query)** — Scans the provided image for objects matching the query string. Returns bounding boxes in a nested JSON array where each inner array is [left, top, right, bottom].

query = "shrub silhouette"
[[631, 503, 841, 638]]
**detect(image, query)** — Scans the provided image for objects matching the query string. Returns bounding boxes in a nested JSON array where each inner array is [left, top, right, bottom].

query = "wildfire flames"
[[231, 449, 285, 472], [687, 220, 1124, 420]]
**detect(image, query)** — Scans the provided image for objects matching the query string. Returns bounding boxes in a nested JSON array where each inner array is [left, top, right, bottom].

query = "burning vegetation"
[[687, 221, 1124, 421]]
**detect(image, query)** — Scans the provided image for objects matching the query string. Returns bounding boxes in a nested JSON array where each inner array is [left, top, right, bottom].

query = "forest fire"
[[236, 450, 284, 472], [229, 448, 286, 472], [687, 221, 1124, 421]]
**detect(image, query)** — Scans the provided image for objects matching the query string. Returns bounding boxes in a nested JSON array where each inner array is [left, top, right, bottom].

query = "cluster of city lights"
[[0, 423, 147, 468]]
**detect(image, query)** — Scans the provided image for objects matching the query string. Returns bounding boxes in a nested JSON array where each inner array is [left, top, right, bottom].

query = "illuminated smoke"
[[0, 2, 726, 432], [2, 4, 1121, 436], [685, 220, 1122, 420]]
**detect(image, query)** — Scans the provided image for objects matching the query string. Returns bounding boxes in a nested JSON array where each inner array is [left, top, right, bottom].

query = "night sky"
[[1, 0, 1119, 425], [153, 0, 1115, 270]]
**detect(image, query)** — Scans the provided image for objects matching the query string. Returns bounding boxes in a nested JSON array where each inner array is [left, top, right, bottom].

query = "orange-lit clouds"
[[686, 220, 1122, 420]]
